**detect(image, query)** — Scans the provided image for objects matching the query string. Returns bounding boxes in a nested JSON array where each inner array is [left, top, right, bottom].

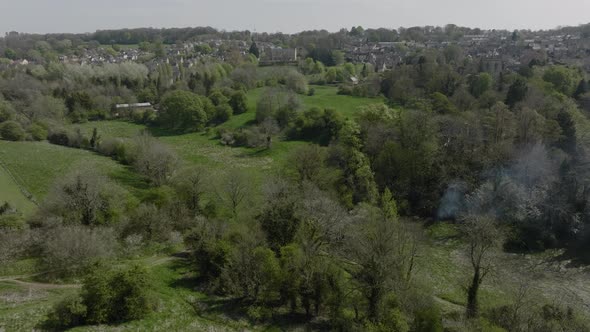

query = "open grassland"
[[247, 85, 386, 119], [72, 85, 380, 177], [0, 166, 36, 216], [0, 141, 150, 202]]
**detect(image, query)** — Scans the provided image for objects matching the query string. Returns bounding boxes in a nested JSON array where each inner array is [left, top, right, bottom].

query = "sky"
[[1, 0, 590, 36]]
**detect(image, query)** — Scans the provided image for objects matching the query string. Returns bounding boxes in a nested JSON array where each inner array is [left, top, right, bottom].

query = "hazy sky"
[[2, 0, 589, 35]]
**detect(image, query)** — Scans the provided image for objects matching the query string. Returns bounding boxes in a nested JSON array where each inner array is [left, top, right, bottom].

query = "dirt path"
[[0, 253, 186, 291], [0, 278, 80, 289], [433, 295, 464, 312]]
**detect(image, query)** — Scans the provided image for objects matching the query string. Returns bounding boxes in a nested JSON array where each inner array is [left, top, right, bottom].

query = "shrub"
[[158, 90, 210, 131], [337, 85, 353, 95], [46, 264, 152, 328], [45, 294, 87, 329], [413, 306, 443, 332], [285, 70, 309, 95], [67, 128, 89, 148], [97, 137, 127, 159], [28, 123, 48, 141], [108, 265, 152, 322], [39, 226, 117, 279], [121, 204, 173, 243], [130, 133, 178, 186], [0, 214, 25, 231], [39, 168, 128, 226], [0, 120, 25, 141], [47, 128, 70, 146], [229, 90, 248, 114], [214, 103, 233, 123]]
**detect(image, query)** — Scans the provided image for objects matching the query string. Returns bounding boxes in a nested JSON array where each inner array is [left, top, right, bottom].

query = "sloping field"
[[0, 165, 35, 216], [0, 141, 147, 200]]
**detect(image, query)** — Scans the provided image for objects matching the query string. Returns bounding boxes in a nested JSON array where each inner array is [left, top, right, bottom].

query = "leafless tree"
[[132, 132, 178, 186], [218, 169, 250, 218], [172, 166, 209, 214], [461, 214, 502, 318], [342, 202, 418, 322], [259, 117, 280, 149]]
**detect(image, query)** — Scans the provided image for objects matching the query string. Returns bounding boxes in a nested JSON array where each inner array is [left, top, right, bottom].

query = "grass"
[[0, 141, 151, 202], [0, 282, 77, 332], [73, 85, 380, 173], [247, 85, 386, 119], [0, 165, 36, 216], [0, 257, 239, 332]]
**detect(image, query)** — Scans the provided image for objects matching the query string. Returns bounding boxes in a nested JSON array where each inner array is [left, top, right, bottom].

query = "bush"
[[39, 226, 117, 279], [45, 295, 87, 330], [413, 306, 443, 332], [97, 137, 129, 161], [158, 90, 211, 131], [0, 214, 25, 231], [285, 70, 309, 95], [0, 120, 25, 141], [39, 168, 129, 226], [130, 133, 178, 185], [47, 128, 70, 146], [338, 84, 354, 95], [121, 204, 173, 243], [214, 103, 233, 123], [46, 264, 152, 328], [28, 123, 48, 141], [229, 90, 248, 114]]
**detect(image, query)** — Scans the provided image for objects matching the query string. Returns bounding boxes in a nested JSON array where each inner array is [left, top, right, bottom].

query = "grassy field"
[[0, 166, 36, 216], [0, 141, 150, 202], [72, 85, 380, 171], [247, 85, 386, 119]]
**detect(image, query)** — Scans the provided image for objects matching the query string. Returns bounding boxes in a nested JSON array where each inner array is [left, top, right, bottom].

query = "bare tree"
[[172, 166, 208, 214], [462, 214, 502, 318], [290, 145, 326, 184], [132, 132, 178, 186], [342, 199, 417, 322], [218, 169, 250, 218], [40, 168, 107, 226], [296, 184, 350, 251], [259, 117, 280, 149]]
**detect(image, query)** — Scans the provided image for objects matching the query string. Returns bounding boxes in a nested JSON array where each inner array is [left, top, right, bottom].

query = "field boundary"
[[0, 158, 38, 206]]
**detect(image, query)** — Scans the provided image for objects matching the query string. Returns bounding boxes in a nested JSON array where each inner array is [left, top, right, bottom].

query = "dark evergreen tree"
[[249, 42, 259, 58], [505, 77, 528, 108], [574, 79, 588, 99]]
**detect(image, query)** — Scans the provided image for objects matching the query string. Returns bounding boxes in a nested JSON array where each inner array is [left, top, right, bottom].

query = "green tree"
[[431, 92, 457, 114], [229, 90, 248, 114], [4, 48, 17, 60], [195, 43, 213, 54], [574, 79, 588, 99], [48, 264, 153, 327], [249, 42, 260, 58], [505, 77, 528, 108], [258, 178, 300, 252], [543, 66, 580, 96], [0, 121, 25, 141], [469, 72, 493, 98], [159, 90, 211, 131]]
